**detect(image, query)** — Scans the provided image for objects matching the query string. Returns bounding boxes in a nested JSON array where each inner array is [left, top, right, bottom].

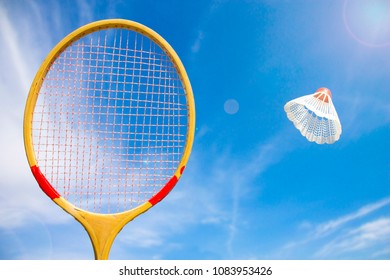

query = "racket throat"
[[54, 197, 152, 260], [78, 213, 123, 260]]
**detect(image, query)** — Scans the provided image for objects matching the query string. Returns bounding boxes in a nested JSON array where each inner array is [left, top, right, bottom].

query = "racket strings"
[[32, 28, 188, 214]]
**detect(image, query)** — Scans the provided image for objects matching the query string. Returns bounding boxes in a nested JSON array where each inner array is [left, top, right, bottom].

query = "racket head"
[[23, 19, 195, 257]]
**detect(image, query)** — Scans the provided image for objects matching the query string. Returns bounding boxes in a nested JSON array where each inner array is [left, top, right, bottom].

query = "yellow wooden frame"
[[23, 19, 195, 260]]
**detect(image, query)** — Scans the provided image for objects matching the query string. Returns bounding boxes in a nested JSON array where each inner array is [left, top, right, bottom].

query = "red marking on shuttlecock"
[[313, 87, 332, 103]]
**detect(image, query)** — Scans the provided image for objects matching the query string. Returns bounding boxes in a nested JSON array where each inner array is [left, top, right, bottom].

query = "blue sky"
[[0, 0, 389, 260]]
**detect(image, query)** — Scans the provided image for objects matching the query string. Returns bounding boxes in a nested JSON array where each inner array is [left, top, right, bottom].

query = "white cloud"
[[119, 226, 164, 248], [337, 89, 390, 139], [372, 246, 390, 258], [316, 217, 390, 257], [282, 196, 390, 258], [314, 196, 390, 238], [0, 5, 31, 94], [191, 30, 204, 54], [76, 0, 94, 25], [0, 2, 72, 229]]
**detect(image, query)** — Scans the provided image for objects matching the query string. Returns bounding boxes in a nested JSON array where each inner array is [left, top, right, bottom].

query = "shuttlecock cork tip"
[[314, 87, 332, 103]]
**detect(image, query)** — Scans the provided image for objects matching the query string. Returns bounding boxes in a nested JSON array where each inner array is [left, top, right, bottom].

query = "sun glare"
[[343, 0, 390, 47]]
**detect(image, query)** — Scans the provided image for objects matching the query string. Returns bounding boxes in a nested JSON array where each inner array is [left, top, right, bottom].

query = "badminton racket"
[[23, 19, 195, 259]]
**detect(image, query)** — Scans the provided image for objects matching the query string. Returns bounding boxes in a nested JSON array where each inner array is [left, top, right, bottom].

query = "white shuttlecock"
[[284, 87, 342, 144]]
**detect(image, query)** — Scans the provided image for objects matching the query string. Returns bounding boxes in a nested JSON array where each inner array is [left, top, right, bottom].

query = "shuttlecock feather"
[[284, 87, 342, 144]]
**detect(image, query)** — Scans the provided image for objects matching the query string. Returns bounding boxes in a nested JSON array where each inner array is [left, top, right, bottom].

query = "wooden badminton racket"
[[23, 19, 195, 259]]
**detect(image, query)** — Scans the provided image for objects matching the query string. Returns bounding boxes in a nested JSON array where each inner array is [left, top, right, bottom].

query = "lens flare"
[[224, 99, 239, 115], [343, 0, 390, 47]]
